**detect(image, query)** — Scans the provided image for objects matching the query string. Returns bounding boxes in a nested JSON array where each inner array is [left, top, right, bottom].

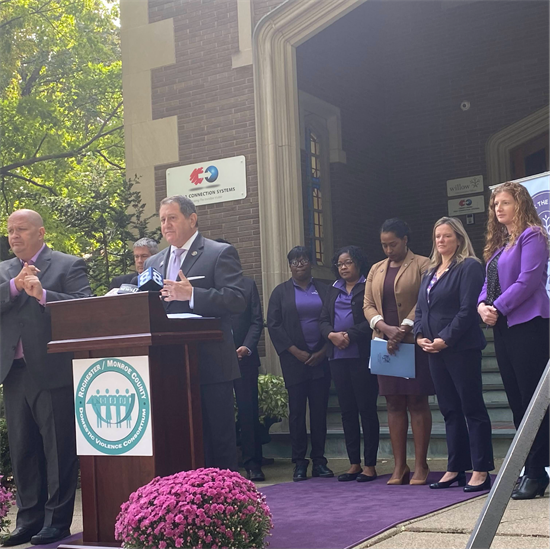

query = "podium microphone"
[[137, 267, 164, 292]]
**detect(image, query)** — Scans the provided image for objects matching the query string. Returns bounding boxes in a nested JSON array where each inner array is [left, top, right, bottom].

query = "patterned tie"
[[168, 248, 186, 281]]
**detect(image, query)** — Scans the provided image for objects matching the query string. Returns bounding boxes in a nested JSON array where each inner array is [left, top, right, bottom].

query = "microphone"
[[137, 267, 164, 292], [117, 284, 139, 294]]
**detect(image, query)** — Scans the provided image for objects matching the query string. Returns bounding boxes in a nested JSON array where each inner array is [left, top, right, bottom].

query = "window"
[[305, 130, 325, 265]]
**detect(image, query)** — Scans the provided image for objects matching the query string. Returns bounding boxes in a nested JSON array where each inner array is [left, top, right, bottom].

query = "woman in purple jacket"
[[478, 181, 549, 500]]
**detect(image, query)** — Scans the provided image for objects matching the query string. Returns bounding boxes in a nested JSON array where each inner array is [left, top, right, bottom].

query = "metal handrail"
[[466, 359, 550, 548]]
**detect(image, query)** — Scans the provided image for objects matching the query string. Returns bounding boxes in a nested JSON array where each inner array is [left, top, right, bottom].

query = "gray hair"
[[133, 238, 159, 254], [160, 195, 197, 218]]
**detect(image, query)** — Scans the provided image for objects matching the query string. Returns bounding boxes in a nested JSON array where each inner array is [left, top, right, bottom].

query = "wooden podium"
[[47, 292, 223, 546]]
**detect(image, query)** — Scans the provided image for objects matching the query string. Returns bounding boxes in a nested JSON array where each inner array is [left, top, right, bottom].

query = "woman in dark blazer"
[[415, 217, 494, 492], [267, 246, 333, 482], [478, 182, 549, 499], [319, 246, 379, 482]]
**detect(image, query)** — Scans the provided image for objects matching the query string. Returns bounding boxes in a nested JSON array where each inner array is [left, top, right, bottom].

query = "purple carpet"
[[36, 473, 490, 549], [260, 472, 491, 549]]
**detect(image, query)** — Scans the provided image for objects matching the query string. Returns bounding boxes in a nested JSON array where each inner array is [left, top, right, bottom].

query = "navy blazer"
[[414, 258, 486, 352], [231, 276, 263, 370], [319, 280, 373, 360], [267, 278, 329, 387]]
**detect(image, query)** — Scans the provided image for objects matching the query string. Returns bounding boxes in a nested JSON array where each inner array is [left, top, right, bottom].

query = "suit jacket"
[[414, 257, 486, 352], [231, 276, 263, 370], [479, 227, 550, 327], [320, 279, 373, 359], [267, 278, 329, 387], [0, 246, 92, 389], [144, 233, 246, 385], [364, 249, 430, 343], [109, 272, 136, 290]]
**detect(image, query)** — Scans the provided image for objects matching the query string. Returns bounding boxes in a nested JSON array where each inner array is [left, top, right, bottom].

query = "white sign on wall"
[[73, 356, 152, 456], [448, 195, 485, 216], [166, 155, 247, 206], [446, 175, 484, 197]]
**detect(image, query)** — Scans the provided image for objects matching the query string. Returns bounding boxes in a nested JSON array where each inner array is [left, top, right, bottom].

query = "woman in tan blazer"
[[364, 218, 434, 485]]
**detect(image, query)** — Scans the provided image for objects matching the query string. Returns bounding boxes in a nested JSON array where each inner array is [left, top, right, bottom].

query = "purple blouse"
[[330, 276, 366, 360], [294, 279, 323, 351]]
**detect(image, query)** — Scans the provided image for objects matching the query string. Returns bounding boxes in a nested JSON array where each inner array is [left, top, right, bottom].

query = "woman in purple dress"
[[364, 219, 434, 485], [478, 181, 549, 500]]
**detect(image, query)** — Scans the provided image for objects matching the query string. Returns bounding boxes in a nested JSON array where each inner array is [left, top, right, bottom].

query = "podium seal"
[[74, 357, 151, 456]]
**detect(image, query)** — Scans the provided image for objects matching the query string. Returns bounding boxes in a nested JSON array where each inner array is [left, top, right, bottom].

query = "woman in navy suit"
[[267, 246, 333, 482], [415, 217, 494, 492]]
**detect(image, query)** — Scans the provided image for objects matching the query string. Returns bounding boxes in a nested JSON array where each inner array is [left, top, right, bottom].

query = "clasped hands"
[[417, 337, 448, 353], [289, 345, 326, 367], [478, 302, 498, 326], [14, 263, 43, 300], [377, 322, 412, 355], [160, 270, 193, 302]]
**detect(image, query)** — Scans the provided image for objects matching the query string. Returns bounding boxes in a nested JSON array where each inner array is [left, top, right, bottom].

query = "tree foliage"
[[0, 0, 160, 291]]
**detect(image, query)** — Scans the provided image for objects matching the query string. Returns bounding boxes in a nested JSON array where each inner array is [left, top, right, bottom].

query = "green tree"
[[0, 0, 124, 238]]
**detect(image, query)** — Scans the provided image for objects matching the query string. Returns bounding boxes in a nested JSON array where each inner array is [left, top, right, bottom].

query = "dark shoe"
[[430, 471, 466, 489], [247, 467, 266, 482], [31, 527, 71, 545], [357, 473, 377, 483], [2, 527, 40, 547], [312, 464, 334, 478], [511, 474, 549, 500], [464, 473, 491, 493], [262, 457, 275, 466], [338, 471, 360, 482], [293, 463, 308, 482]]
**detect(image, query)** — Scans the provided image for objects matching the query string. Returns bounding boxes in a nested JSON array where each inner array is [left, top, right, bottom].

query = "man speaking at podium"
[[144, 195, 246, 471], [0, 209, 92, 547]]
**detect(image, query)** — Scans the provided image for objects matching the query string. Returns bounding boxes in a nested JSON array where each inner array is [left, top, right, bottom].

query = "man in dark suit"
[[145, 196, 246, 471], [0, 209, 92, 547], [216, 239, 265, 481], [109, 237, 158, 289]]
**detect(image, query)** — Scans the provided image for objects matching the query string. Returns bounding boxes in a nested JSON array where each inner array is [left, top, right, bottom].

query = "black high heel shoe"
[[464, 472, 491, 493], [429, 471, 466, 489], [511, 473, 549, 500]]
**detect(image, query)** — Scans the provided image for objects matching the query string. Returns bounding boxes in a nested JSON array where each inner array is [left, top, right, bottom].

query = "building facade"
[[120, 0, 549, 371]]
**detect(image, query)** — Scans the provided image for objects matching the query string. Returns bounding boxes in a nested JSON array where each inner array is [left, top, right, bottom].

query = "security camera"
[[460, 101, 470, 111]]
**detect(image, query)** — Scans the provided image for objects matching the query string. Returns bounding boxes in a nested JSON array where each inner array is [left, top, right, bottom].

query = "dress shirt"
[[331, 276, 365, 360], [293, 278, 323, 351], [167, 231, 199, 309], [10, 243, 47, 359]]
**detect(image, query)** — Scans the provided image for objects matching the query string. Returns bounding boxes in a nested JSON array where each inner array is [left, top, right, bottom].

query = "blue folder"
[[370, 339, 415, 378]]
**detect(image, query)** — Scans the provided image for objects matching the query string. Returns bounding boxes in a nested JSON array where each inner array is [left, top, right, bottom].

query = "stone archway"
[[252, 0, 366, 369]]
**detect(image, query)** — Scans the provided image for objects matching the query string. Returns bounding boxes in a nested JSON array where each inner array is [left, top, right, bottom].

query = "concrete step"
[[264, 422, 515, 460]]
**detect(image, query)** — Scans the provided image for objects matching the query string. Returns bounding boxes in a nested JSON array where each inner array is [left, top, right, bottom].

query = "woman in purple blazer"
[[478, 181, 549, 500]]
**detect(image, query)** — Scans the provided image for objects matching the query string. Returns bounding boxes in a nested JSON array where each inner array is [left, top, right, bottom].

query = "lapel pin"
[[191, 251, 198, 256]]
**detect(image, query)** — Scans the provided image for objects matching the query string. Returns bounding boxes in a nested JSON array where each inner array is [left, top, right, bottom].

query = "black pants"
[[429, 349, 494, 472], [493, 315, 549, 477], [330, 358, 379, 466], [201, 381, 238, 471], [233, 366, 263, 470], [3, 359, 78, 532], [286, 374, 331, 466]]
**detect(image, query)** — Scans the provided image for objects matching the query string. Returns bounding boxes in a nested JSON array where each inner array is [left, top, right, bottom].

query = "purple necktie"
[[14, 259, 35, 360], [168, 248, 186, 281]]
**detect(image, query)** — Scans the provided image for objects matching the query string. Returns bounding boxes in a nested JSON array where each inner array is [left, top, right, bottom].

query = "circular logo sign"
[[532, 190, 550, 233], [75, 358, 150, 455]]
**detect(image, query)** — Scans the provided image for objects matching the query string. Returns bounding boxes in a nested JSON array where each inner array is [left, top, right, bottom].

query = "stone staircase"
[[265, 328, 516, 459]]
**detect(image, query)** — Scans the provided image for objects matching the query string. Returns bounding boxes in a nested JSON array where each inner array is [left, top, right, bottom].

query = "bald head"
[[7, 209, 46, 261]]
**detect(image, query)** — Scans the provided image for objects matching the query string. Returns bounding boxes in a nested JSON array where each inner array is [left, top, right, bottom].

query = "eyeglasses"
[[290, 259, 310, 267], [335, 259, 355, 269]]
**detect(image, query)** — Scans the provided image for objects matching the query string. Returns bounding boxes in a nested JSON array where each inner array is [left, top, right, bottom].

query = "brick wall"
[[296, 0, 549, 265]]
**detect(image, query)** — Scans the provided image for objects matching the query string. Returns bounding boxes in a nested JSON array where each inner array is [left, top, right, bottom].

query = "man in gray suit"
[[145, 195, 246, 470], [0, 209, 92, 546]]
